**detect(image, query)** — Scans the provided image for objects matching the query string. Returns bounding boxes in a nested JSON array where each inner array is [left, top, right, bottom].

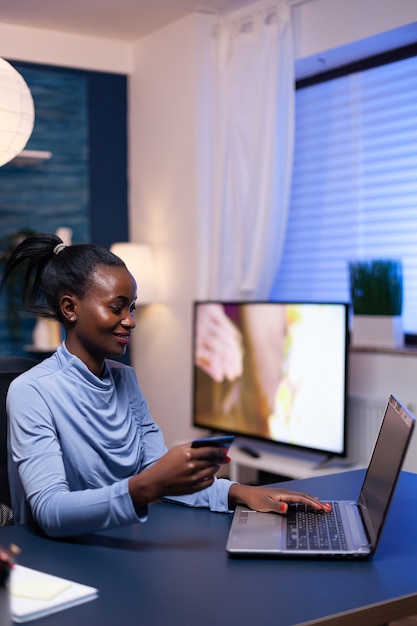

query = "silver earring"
[[70, 316, 76, 322]]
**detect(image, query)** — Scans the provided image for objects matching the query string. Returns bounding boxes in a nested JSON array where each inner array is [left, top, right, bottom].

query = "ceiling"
[[2, 1, 416, 76], [0, 0, 255, 41]]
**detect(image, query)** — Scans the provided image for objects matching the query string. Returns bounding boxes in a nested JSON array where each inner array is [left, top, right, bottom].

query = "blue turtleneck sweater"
[[7, 343, 232, 537]]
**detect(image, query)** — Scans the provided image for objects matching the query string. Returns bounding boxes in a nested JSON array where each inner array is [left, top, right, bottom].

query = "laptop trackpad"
[[229, 509, 284, 551], [245, 512, 279, 526]]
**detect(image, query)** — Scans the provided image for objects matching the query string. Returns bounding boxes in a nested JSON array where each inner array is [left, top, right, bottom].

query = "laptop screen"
[[359, 395, 415, 549]]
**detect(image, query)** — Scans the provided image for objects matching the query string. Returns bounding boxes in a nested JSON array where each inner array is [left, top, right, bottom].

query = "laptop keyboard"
[[286, 502, 348, 551]]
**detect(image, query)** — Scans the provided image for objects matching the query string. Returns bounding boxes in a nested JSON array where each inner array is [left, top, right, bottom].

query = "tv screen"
[[192, 301, 348, 458]]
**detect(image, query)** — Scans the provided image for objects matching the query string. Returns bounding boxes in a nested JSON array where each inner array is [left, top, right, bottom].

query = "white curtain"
[[198, 0, 295, 300]]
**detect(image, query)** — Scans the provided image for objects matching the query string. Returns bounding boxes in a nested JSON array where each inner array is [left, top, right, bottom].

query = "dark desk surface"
[[2, 470, 417, 626]]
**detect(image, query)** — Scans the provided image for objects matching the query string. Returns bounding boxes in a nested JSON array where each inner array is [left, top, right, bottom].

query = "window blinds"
[[271, 52, 417, 333]]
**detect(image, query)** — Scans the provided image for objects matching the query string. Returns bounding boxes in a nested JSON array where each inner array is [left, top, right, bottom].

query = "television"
[[192, 301, 349, 460]]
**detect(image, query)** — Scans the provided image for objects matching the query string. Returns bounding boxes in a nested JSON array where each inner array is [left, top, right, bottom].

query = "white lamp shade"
[[110, 242, 158, 305], [0, 58, 35, 167]]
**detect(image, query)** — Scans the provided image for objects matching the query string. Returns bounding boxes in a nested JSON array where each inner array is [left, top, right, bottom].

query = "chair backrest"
[[0, 356, 39, 517]]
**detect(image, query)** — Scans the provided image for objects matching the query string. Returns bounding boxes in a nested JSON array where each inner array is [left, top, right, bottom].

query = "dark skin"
[[59, 264, 331, 515]]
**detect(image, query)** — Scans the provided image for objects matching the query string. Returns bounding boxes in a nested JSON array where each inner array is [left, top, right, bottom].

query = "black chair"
[[0, 356, 39, 525]]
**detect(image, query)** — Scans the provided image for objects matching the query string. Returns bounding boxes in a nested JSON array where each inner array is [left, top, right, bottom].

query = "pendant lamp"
[[0, 58, 35, 167]]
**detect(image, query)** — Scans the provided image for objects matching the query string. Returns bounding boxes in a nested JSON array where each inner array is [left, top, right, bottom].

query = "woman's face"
[[65, 264, 137, 376]]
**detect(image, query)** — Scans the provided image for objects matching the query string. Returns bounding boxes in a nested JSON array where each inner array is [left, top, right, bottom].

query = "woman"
[[0, 233, 330, 538]]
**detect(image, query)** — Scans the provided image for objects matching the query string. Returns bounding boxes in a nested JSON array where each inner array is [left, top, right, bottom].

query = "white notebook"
[[10, 564, 98, 623]]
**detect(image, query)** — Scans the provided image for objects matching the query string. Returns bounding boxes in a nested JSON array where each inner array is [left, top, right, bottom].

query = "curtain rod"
[[201, 0, 315, 14], [201, 0, 315, 17]]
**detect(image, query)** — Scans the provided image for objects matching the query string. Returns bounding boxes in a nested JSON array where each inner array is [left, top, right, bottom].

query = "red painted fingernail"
[[280, 503, 287, 513], [225, 455, 231, 463]]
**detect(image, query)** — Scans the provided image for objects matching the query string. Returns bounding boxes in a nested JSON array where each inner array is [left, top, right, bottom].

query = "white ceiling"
[[2, 1, 416, 76], [0, 0, 255, 41]]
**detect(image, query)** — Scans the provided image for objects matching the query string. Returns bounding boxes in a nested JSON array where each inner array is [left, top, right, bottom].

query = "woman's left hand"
[[228, 483, 331, 514]]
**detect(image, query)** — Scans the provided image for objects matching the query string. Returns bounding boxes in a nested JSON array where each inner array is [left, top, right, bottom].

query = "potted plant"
[[348, 259, 403, 348]]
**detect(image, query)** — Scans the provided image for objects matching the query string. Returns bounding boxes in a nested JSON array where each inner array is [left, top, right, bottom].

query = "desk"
[[1, 470, 417, 626]]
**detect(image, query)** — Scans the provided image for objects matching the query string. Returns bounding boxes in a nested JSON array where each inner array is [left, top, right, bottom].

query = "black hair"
[[0, 233, 126, 323]]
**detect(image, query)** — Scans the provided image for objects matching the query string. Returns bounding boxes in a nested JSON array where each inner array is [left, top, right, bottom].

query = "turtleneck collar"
[[55, 342, 112, 389]]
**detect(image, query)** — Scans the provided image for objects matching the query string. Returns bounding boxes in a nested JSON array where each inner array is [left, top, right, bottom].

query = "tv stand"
[[228, 439, 361, 483]]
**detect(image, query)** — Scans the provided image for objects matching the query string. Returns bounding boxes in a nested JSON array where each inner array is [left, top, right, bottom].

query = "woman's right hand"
[[128, 443, 230, 509]]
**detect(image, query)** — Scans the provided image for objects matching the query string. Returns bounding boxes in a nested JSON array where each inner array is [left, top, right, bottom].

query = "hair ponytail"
[[0, 233, 126, 322]]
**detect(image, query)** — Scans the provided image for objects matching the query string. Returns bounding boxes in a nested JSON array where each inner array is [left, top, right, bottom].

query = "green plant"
[[348, 259, 403, 316]]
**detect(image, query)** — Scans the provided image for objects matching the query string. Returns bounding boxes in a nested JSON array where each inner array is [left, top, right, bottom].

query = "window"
[[271, 45, 417, 334]]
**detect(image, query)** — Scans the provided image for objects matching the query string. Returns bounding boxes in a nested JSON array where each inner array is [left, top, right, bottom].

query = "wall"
[[128, 13, 210, 447], [348, 350, 417, 473], [292, 0, 417, 61], [0, 64, 128, 357], [128, 0, 417, 450], [0, 23, 132, 74]]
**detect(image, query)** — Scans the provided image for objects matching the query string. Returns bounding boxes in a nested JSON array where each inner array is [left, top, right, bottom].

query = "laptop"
[[226, 394, 415, 558]]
